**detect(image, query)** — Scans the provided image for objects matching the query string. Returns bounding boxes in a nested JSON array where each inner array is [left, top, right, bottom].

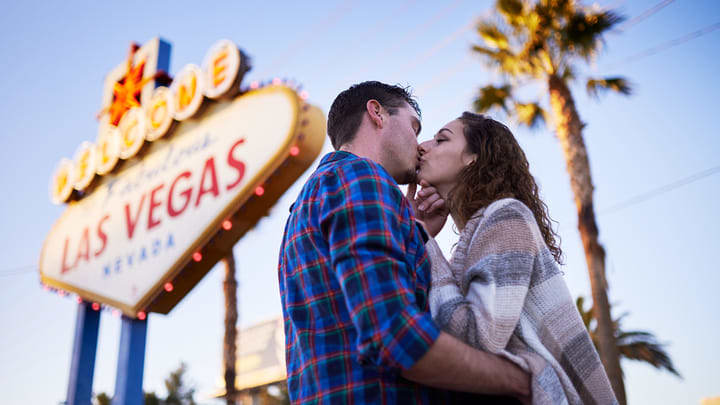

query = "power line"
[[603, 0, 629, 9], [392, 17, 477, 78], [606, 21, 720, 69], [403, 9, 500, 94], [0, 272, 35, 278], [257, 0, 357, 78], [615, 0, 676, 32], [347, 0, 468, 81], [599, 164, 720, 215], [415, 55, 475, 95], [0, 264, 36, 277], [353, 0, 420, 43], [312, 0, 420, 80]]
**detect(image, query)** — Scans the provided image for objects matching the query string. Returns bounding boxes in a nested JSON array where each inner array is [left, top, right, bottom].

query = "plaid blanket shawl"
[[426, 198, 617, 405]]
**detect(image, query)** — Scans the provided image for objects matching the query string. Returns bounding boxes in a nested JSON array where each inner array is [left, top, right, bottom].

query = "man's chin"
[[396, 169, 417, 186]]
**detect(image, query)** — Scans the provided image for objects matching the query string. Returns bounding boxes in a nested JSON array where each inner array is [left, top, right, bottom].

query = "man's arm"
[[321, 165, 442, 371], [402, 332, 530, 399]]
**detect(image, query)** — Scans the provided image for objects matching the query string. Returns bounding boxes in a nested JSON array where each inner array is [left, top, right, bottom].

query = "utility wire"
[[351, 0, 420, 44], [348, 0, 468, 82], [392, 17, 477, 78], [314, 0, 420, 81], [257, 0, 357, 78], [0, 272, 35, 278], [606, 21, 720, 69], [615, 0, 676, 32], [415, 55, 476, 95], [599, 164, 720, 215], [0, 264, 36, 277], [602, 0, 629, 10]]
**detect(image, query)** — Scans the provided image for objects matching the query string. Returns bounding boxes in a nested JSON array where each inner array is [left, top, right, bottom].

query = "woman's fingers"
[[418, 192, 440, 212], [426, 198, 446, 215], [415, 180, 449, 218], [417, 181, 434, 198]]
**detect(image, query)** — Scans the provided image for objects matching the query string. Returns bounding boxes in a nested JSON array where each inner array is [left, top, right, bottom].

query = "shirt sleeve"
[[319, 165, 440, 371], [427, 201, 536, 354]]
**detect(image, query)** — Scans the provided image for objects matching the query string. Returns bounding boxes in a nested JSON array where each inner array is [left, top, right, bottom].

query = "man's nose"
[[418, 141, 429, 155]]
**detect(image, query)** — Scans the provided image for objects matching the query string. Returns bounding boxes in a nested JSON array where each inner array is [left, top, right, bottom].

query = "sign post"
[[66, 301, 101, 405], [112, 316, 148, 405]]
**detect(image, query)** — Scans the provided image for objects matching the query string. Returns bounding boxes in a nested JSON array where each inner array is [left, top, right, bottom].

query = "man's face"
[[379, 103, 421, 185]]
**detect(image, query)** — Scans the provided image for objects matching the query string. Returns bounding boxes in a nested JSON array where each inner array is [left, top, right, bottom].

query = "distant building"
[[214, 317, 288, 404]]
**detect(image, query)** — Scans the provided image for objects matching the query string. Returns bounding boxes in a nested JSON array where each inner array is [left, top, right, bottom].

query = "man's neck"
[[339, 142, 381, 165]]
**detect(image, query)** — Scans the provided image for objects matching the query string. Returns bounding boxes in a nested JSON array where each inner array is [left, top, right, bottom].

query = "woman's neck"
[[436, 182, 454, 202], [450, 212, 464, 231]]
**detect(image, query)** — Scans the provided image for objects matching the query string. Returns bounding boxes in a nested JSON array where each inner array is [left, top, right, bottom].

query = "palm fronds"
[[474, 84, 514, 113], [586, 77, 633, 99], [616, 331, 682, 378], [561, 9, 625, 61], [576, 295, 682, 379], [515, 102, 547, 129]]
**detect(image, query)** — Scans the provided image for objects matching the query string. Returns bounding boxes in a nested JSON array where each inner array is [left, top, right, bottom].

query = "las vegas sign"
[[40, 38, 325, 318]]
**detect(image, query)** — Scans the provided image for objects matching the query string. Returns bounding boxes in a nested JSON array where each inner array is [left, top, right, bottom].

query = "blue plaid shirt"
[[278, 151, 442, 403]]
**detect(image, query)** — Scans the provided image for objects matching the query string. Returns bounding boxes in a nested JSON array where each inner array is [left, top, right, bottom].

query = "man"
[[278, 81, 530, 403]]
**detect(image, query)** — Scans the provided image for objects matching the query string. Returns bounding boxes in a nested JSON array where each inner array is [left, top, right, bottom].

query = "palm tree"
[[576, 296, 682, 379], [222, 253, 239, 405], [470, 0, 632, 402]]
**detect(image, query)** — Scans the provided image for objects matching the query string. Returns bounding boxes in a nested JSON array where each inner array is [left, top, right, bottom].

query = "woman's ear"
[[462, 152, 477, 167]]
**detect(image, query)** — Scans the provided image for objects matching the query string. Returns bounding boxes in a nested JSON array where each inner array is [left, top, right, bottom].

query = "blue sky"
[[1, 1, 718, 404]]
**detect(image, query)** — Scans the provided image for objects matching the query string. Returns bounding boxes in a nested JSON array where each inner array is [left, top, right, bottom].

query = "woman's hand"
[[406, 180, 449, 238]]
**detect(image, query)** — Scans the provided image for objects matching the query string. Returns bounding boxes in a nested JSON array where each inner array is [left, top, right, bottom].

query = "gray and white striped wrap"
[[426, 198, 617, 405]]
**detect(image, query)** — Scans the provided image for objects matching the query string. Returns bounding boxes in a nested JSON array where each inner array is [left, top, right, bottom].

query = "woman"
[[412, 112, 617, 405]]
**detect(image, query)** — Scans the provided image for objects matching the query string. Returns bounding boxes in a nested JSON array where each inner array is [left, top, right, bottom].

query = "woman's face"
[[417, 119, 477, 196]]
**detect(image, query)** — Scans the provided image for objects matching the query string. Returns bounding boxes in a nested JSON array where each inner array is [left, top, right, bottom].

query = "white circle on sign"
[[170, 64, 205, 121], [50, 158, 75, 205], [145, 86, 173, 141], [73, 141, 97, 191], [202, 39, 241, 99], [118, 107, 148, 159], [96, 125, 121, 175]]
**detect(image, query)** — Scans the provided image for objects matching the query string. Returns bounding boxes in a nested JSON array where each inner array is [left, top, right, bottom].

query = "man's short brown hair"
[[327, 81, 421, 150]]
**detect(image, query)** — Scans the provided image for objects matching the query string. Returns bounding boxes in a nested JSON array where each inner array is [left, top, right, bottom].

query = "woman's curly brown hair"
[[448, 112, 563, 264]]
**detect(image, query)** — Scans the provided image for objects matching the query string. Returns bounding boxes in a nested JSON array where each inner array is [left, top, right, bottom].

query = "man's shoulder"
[[322, 152, 391, 178]]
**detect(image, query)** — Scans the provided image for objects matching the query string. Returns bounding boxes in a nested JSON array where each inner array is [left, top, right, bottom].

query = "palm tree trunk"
[[222, 253, 238, 405], [547, 74, 626, 404]]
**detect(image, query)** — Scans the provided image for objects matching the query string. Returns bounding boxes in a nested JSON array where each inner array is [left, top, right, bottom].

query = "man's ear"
[[366, 99, 384, 129]]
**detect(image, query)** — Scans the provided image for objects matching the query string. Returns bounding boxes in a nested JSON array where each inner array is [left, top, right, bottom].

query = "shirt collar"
[[318, 150, 356, 167]]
